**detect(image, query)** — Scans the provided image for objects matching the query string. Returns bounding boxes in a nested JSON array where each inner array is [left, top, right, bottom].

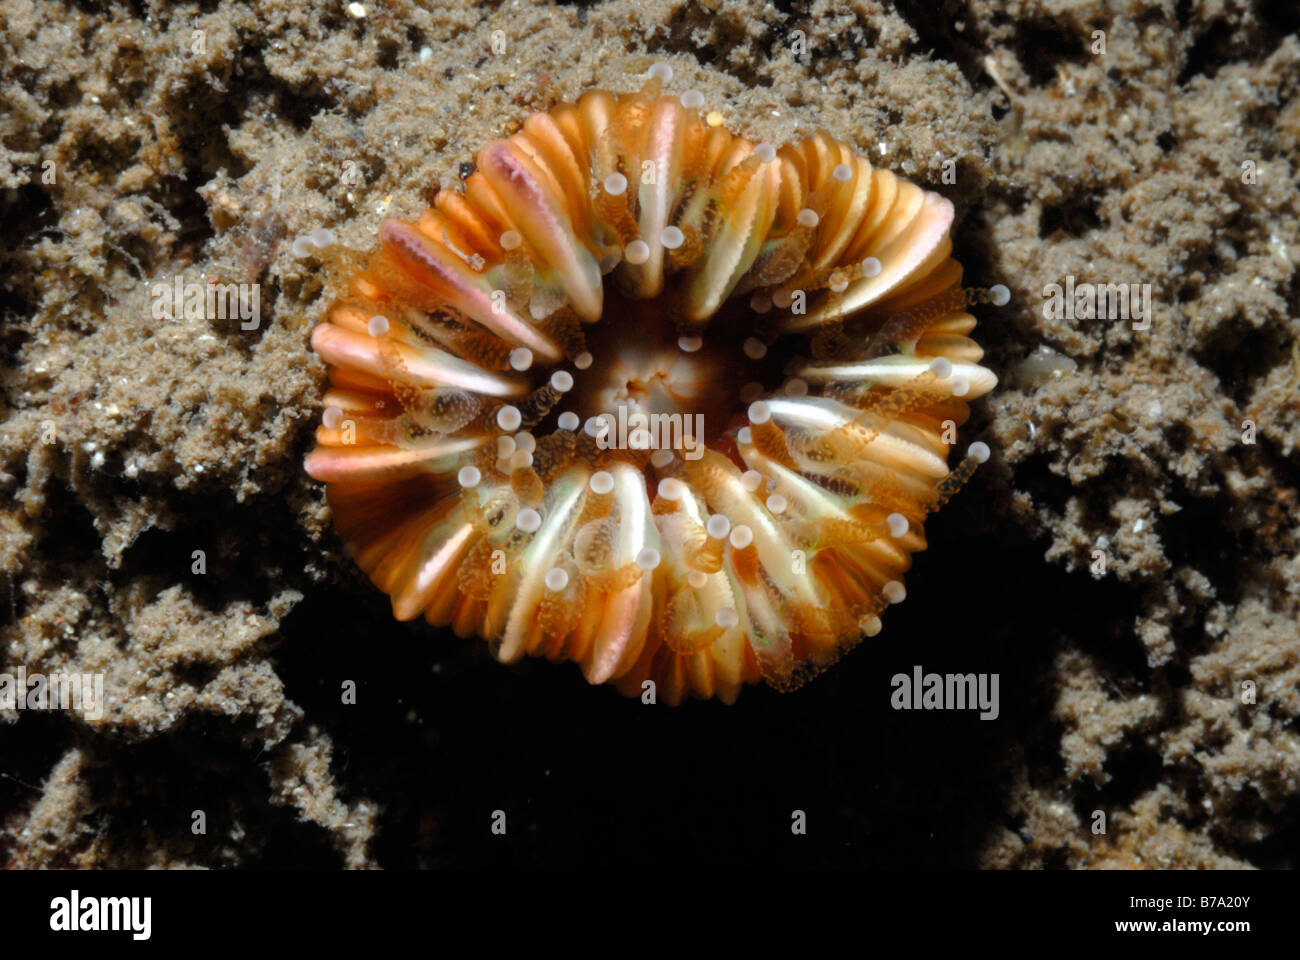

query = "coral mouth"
[[557, 289, 784, 450], [304, 74, 997, 704]]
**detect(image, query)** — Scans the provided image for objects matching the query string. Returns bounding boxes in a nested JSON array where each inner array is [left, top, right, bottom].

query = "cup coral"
[[305, 66, 998, 704]]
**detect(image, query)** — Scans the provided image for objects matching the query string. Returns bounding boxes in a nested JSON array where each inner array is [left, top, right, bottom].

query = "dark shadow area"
[[1191, 318, 1289, 410], [893, 0, 989, 87], [81, 720, 344, 869], [1039, 193, 1105, 240], [109, 490, 308, 613], [0, 713, 72, 867], [265, 458, 1177, 867], [1016, 18, 1094, 89]]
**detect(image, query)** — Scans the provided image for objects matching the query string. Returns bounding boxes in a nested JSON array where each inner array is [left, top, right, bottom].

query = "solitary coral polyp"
[[305, 68, 997, 705]]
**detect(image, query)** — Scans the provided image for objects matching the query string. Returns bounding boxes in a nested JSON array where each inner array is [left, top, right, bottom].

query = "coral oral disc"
[[306, 77, 998, 705]]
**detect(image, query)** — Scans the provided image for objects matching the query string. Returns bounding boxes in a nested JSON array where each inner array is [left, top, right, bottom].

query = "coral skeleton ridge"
[[305, 69, 997, 704]]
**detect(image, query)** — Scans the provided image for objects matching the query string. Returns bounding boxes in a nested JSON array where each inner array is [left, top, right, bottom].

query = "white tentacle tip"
[[624, 240, 650, 265], [657, 477, 686, 501], [496, 405, 522, 431], [728, 525, 754, 549]]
